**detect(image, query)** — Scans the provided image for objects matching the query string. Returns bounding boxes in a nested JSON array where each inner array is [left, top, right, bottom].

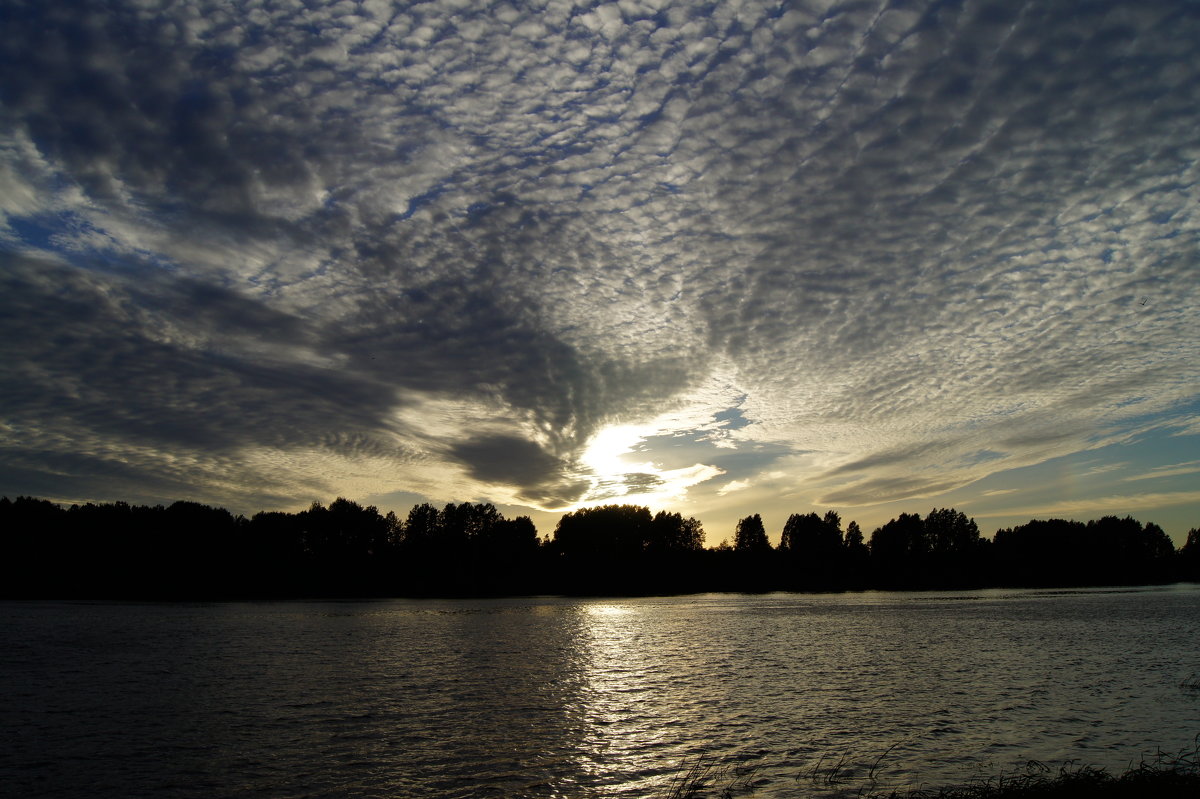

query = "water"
[[2, 585, 1198, 798]]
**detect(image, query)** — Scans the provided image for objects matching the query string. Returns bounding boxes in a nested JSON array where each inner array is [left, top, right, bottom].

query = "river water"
[[3, 585, 1198, 798]]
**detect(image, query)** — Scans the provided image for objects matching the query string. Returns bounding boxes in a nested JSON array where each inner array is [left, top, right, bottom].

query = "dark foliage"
[[993, 516, 1177, 587], [547, 504, 707, 594], [869, 509, 988, 589], [0, 495, 539, 598], [867, 743, 1200, 799], [733, 514, 770, 552], [778, 510, 845, 589], [1175, 527, 1200, 581], [0, 495, 1193, 598]]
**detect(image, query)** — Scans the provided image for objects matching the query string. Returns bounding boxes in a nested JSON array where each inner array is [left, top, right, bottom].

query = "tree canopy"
[[0, 494, 1194, 597]]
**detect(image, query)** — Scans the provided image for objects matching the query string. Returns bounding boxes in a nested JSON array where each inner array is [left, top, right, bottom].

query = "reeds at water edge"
[[660, 736, 1200, 799]]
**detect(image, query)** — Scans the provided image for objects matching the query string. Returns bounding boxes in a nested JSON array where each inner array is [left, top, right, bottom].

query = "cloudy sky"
[[2, 0, 1198, 545]]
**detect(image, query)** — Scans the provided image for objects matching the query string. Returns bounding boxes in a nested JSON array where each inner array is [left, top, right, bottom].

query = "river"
[[2, 585, 1198, 797]]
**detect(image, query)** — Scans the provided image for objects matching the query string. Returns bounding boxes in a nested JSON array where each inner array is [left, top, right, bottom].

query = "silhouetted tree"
[[393, 501, 538, 593], [328, 498, 393, 559], [993, 515, 1176, 587], [553, 504, 654, 559], [925, 508, 981, 555], [161, 500, 240, 593], [488, 515, 539, 556], [869, 512, 928, 587], [1181, 528, 1200, 581], [777, 510, 845, 588], [2, 497, 69, 595], [2, 491, 1189, 597], [245, 509, 310, 593], [1085, 515, 1174, 584], [824, 510, 842, 534], [843, 519, 869, 586], [465, 510, 540, 594], [734, 514, 770, 552], [548, 505, 658, 593], [402, 502, 441, 555], [844, 520, 866, 553], [870, 512, 925, 561], [438, 502, 504, 550], [919, 507, 986, 587], [712, 513, 775, 591], [60, 500, 168, 595], [993, 518, 1086, 585], [779, 512, 843, 559], [648, 510, 705, 553]]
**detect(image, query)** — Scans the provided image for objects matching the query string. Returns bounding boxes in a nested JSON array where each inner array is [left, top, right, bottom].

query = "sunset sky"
[[2, 0, 1198, 546]]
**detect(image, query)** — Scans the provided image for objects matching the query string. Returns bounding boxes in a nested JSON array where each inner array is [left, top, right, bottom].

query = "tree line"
[[1, 495, 1198, 598]]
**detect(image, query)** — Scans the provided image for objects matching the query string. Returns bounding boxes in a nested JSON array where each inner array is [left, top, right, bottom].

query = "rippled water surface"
[[3, 586, 1199, 798]]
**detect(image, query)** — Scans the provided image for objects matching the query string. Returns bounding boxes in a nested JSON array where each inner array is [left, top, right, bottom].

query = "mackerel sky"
[[2, 0, 1198, 543]]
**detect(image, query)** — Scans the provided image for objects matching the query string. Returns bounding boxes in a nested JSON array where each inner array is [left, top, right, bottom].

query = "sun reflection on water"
[[572, 601, 712, 797]]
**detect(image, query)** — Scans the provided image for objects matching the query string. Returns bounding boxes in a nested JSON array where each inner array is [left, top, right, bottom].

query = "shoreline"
[[665, 741, 1200, 798]]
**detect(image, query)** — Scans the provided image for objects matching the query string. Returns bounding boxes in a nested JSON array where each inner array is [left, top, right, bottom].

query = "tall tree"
[[553, 504, 654, 559], [925, 507, 981, 555], [870, 513, 926, 561], [843, 519, 869, 584], [734, 514, 770, 552], [1180, 528, 1200, 581], [779, 512, 842, 560], [402, 503, 441, 555], [844, 520, 865, 552], [648, 510, 705, 553]]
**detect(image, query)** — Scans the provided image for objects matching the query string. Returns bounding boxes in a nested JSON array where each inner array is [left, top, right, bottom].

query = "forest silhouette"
[[1, 495, 1197, 598]]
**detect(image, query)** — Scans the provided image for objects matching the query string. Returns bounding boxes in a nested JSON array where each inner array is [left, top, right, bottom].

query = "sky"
[[2, 0, 1198, 547]]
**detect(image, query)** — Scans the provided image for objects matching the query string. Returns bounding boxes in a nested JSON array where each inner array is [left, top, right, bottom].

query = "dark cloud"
[[623, 473, 665, 492], [0, 2, 323, 221], [826, 442, 949, 477], [448, 433, 588, 506], [0, 253, 398, 450], [0, 252, 412, 506], [1, 0, 1198, 514]]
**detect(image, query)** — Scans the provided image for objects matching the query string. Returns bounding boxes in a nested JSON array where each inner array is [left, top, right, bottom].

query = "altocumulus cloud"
[[1, 0, 1198, 515]]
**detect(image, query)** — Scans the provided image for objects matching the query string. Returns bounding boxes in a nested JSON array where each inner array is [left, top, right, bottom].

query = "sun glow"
[[580, 425, 656, 478], [571, 423, 725, 511]]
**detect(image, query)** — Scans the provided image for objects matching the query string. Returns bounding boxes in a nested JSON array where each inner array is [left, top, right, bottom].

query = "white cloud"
[[717, 479, 751, 496], [1125, 461, 1200, 482]]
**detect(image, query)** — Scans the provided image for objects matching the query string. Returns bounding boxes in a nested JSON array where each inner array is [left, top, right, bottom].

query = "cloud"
[[0, 251, 417, 507], [448, 433, 588, 507], [1124, 461, 1200, 482], [1082, 462, 1130, 477], [717, 479, 751, 496], [1, 0, 1198, 518], [974, 491, 1200, 521], [817, 475, 966, 508], [1167, 418, 1200, 437]]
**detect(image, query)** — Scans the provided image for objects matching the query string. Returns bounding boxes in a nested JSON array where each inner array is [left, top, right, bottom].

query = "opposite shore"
[[3, 494, 1198, 598]]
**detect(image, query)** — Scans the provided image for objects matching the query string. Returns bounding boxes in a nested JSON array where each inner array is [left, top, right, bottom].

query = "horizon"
[[3, 1, 1199, 552], [5, 488, 1194, 552]]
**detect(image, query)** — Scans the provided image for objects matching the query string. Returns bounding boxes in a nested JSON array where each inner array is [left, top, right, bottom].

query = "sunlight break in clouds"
[[576, 423, 724, 510], [1, 0, 1198, 539]]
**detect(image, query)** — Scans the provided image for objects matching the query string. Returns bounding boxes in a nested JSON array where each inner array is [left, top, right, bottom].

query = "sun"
[[569, 423, 725, 512], [580, 424, 655, 480]]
